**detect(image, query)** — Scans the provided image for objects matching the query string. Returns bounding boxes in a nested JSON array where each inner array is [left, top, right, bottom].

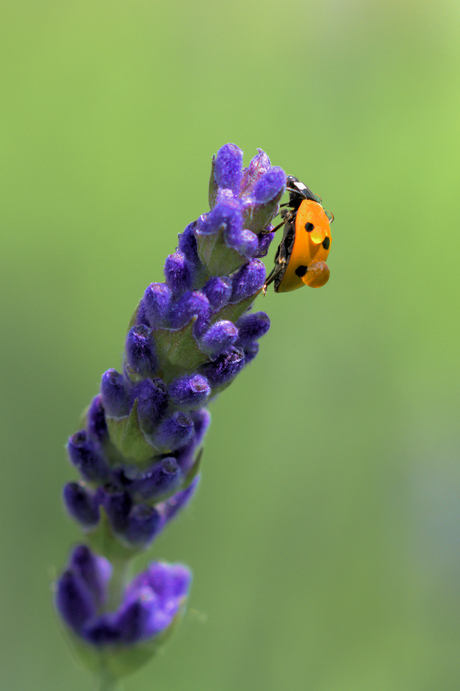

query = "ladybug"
[[263, 175, 333, 293]]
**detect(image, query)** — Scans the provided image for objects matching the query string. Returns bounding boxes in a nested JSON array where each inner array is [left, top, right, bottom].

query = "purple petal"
[[125, 325, 158, 378], [213, 143, 243, 194], [230, 260, 266, 303], [199, 320, 239, 359], [134, 378, 168, 433], [69, 544, 112, 607], [67, 430, 110, 483], [63, 482, 100, 529], [151, 412, 194, 453], [100, 369, 130, 418], [55, 570, 95, 634], [168, 374, 211, 409], [86, 395, 109, 444], [235, 312, 270, 347], [143, 283, 172, 328], [164, 251, 194, 297]]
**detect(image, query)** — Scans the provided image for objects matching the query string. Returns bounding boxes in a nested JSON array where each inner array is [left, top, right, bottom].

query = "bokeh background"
[[1, 1, 460, 689]]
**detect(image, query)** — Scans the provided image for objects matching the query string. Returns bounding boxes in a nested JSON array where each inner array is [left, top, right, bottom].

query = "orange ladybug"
[[264, 176, 333, 293]]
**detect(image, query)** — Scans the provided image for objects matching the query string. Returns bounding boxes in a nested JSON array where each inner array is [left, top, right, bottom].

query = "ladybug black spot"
[[322, 237, 330, 250], [295, 265, 308, 278], [305, 222, 314, 232]]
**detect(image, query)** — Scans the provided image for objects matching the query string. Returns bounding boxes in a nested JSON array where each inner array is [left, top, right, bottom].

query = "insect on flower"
[[263, 175, 333, 293]]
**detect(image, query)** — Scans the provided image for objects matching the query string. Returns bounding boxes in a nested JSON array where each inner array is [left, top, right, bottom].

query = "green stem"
[[95, 673, 123, 691], [106, 556, 131, 611]]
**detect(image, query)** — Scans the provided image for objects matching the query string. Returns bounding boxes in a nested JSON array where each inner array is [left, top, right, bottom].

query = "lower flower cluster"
[[57, 546, 190, 646], [55, 143, 286, 682]]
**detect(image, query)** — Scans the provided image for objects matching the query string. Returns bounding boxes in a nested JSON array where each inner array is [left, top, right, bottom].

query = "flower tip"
[[63, 482, 100, 529], [253, 166, 286, 203], [168, 374, 211, 410], [125, 326, 158, 379], [86, 395, 109, 444], [230, 259, 266, 303], [100, 369, 130, 418], [213, 143, 244, 194], [164, 251, 194, 297], [150, 411, 194, 453], [67, 430, 110, 483], [240, 149, 272, 194]]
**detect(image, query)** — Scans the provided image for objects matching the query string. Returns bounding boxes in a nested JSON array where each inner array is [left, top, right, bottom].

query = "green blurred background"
[[1, 1, 460, 689]]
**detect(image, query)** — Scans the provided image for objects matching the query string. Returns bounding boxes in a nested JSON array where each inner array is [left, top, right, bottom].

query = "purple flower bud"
[[230, 260, 266, 303], [114, 587, 158, 643], [138, 562, 191, 601], [202, 276, 232, 311], [175, 408, 210, 474], [220, 205, 245, 250], [242, 167, 286, 232], [235, 312, 270, 347], [67, 430, 110, 483], [135, 299, 150, 328], [240, 149, 271, 194], [125, 325, 158, 378], [69, 544, 112, 607], [151, 412, 194, 453], [197, 199, 242, 238], [159, 476, 200, 522], [124, 504, 162, 547], [191, 408, 211, 446], [243, 341, 259, 364], [56, 570, 95, 633], [169, 291, 210, 334], [178, 222, 200, 265], [110, 464, 136, 490], [171, 409, 210, 467], [164, 251, 194, 297], [100, 369, 130, 418], [254, 230, 275, 258], [199, 346, 245, 388], [82, 616, 120, 645], [168, 374, 211, 409], [128, 561, 191, 603], [253, 166, 286, 203], [199, 320, 239, 359], [213, 143, 243, 194], [83, 590, 164, 645], [63, 482, 100, 529], [86, 395, 108, 445], [133, 457, 181, 501], [133, 378, 167, 434], [229, 228, 259, 258], [143, 283, 172, 328], [103, 488, 132, 533], [123, 561, 192, 639]]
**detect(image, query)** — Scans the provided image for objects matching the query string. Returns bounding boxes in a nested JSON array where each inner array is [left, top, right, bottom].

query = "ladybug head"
[[286, 176, 317, 206]]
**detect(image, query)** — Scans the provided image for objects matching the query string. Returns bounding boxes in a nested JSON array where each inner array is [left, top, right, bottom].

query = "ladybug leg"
[[261, 211, 291, 235], [263, 264, 283, 294], [280, 208, 295, 224], [264, 208, 293, 234], [268, 220, 285, 233], [263, 245, 286, 295]]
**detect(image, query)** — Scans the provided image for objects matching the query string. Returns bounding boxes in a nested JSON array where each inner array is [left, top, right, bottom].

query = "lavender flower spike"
[[56, 144, 285, 686]]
